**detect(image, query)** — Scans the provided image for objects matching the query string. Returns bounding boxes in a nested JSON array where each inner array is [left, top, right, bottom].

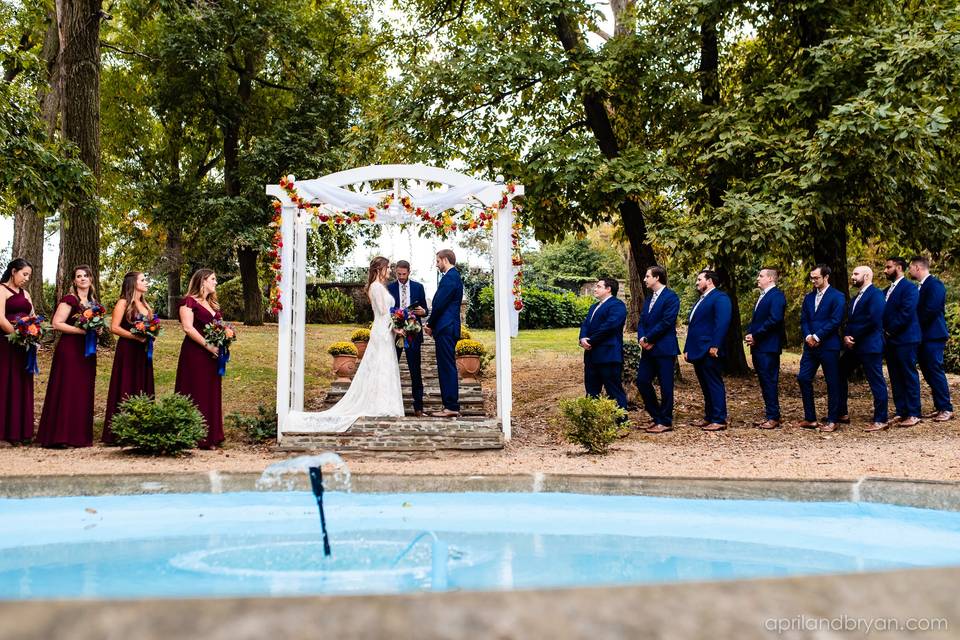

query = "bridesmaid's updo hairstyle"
[[69, 264, 97, 303], [120, 271, 152, 321], [185, 268, 220, 311], [365, 256, 389, 294], [1, 258, 32, 285]]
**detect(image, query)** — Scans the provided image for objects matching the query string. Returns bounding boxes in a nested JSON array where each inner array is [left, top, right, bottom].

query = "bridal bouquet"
[[73, 301, 106, 357], [203, 319, 237, 376], [6, 314, 47, 374], [390, 307, 421, 349], [130, 313, 163, 361]]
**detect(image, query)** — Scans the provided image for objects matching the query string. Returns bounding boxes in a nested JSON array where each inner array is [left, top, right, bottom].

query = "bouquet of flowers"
[[73, 301, 106, 357], [5, 314, 47, 374], [390, 307, 421, 349], [130, 313, 163, 361], [203, 319, 237, 376]]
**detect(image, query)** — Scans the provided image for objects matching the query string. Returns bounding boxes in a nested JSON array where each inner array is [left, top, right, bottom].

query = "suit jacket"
[[746, 286, 787, 354], [388, 279, 428, 344], [800, 285, 845, 351], [580, 296, 627, 364], [844, 285, 884, 354], [684, 289, 731, 362], [427, 268, 463, 338], [637, 287, 680, 357], [918, 275, 949, 342], [882, 278, 921, 346]]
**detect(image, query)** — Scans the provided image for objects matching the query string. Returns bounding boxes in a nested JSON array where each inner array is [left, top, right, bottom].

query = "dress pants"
[[839, 351, 888, 423], [797, 347, 841, 422], [585, 361, 628, 415], [636, 354, 675, 426], [434, 330, 460, 411], [886, 343, 921, 419], [396, 339, 423, 412], [692, 356, 726, 424], [918, 341, 953, 412], [751, 351, 781, 421]]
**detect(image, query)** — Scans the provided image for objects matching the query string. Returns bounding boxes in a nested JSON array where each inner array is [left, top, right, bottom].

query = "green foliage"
[[110, 393, 207, 455], [306, 289, 355, 324], [945, 303, 960, 375], [455, 339, 486, 356], [525, 235, 626, 291], [350, 328, 371, 342], [327, 341, 358, 356], [227, 403, 277, 445], [216, 278, 267, 322], [556, 396, 628, 454], [621, 340, 644, 386]]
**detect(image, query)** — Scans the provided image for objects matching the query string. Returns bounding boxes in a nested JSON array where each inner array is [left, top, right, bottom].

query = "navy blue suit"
[[427, 268, 463, 411], [580, 296, 628, 413], [388, 279, 428, 412], [917, 275, 952, 412], [839, 285, 888, 423], [797, 285, 845, 423], [684, 289, 731, 424], [746, 286, 786, 421], [636, 287, 680, 426], [883, 278, 922, 419]]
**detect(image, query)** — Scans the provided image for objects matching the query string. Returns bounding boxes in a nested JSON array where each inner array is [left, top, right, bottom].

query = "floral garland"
[[269, 176, 524, 313]]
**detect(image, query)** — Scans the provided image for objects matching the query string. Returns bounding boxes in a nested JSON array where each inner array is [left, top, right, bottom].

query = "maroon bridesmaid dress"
[[36, 295, 96, 447], [0, 284, 35, 443], [174, 296, 224, 448], [102, 313, 156, 444]]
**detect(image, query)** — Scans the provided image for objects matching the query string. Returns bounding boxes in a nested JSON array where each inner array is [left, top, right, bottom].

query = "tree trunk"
[[237, 247, 263, 326], [626, 245, 641, 332], [55, 0, 102, 299], [164, 227, 183, 317], [813, 214, 849, 298]]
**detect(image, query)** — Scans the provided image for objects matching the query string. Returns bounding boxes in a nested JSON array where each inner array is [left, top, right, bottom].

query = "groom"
[[388, 260, 428, 417], [425, 249, 463, 418]]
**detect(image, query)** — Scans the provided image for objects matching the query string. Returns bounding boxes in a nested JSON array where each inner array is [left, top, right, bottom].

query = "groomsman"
[[797, 264, 845, 431], [882, 256, 922, 427], [683, 270, 731, 431], [636, 265, 680, 433], [744, 267, 786, 429], [839, 266, 888, 431], [388, 260, 428, 417], [579, 277, 629, 416], [909, 256, 953, 421]]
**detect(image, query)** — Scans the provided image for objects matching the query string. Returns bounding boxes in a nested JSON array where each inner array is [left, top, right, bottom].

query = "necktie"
[[401, 283, 408, 308], [648, 290, 659, 312], [755, 290, 766, 311], [815, 289, 824, 311], [886, 281, 897, 301], [851, 289, 865, 314]]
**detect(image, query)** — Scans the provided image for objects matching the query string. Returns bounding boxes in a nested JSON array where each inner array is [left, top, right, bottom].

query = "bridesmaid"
[[0, 258, 36, 445], [175, 268, 224, 449], [37, 265, 99, 448], [102, 271, 156, 444]]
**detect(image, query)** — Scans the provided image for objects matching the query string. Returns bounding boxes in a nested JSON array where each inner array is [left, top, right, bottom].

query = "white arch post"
[[266, 164, 523, 445]]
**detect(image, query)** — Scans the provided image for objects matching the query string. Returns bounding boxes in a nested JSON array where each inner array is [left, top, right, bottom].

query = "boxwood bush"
[[945, 302, 960, 374], [111, 393, 207, 455], [556, 396, 628, 454]]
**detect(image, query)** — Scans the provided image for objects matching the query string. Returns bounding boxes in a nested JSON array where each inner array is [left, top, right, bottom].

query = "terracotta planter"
[[456, 355, 481, 381], [331, 354, 357, 382], [352, 340, 368, 360]]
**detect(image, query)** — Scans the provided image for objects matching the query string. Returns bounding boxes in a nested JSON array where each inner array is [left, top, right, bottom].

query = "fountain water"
[[256, 453, 352, 492]]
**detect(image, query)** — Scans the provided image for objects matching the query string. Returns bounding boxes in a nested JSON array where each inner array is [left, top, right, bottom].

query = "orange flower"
[[135, 322, 145, 331], [225, 328, 235, 339], [27, 325, 38, 335], [83, 309, 94, 318]]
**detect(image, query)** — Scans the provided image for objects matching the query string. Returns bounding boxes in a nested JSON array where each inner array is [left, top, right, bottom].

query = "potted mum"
[[455, 338, 485, 381], [350, 328, 371, 359], [327, 341, 359, 382]]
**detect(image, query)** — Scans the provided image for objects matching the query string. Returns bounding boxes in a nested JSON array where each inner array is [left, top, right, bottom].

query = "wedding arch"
[[265, 164, 524, 443]]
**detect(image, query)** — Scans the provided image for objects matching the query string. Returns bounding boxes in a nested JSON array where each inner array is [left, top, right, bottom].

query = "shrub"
[[351, 328, 371, 342], [471, 285, 595, 329], [621, 340, 644, 385], [216, 277, 268, 322], [227, 403, 277, 445], [306, 289, 355, 324], [556, 396, 627, 454], [111, 393, 207, 455], [455, 339, 486, 356], [945, 303, 960, 374], [327, 341, 358, 356]]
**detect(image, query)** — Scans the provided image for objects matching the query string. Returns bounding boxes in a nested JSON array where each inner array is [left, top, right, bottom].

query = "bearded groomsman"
[[909, 256, 953, 421], [683, 270, 731, 431], [636, 265, 680, 434], [839, 266, 889, 431], [579, 277, 629, 417], [797, 264, 846, 432], [744, 267, 786, 430], [388, 260, 428, 417], [882, 257, 922, 427]]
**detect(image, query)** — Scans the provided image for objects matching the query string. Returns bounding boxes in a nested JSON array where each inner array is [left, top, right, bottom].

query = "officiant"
[[388, 260, 428, 417]]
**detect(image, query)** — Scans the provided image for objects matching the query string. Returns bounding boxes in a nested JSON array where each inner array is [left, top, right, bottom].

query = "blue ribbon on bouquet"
[[217, 344, 230, 377], [25, 344, 39, 375], [145, 336, 155, 361], [84, 329, 97, 357]]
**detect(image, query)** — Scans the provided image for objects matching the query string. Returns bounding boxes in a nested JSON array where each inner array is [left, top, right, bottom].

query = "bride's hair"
[[365, 256, 390, 294]]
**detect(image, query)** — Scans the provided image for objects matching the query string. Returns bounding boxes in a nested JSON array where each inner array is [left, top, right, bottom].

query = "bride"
[[302, 256, 404, 432]]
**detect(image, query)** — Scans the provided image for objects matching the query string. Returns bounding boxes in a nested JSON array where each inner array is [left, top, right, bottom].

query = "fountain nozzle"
[[308, 466, 332, 557]]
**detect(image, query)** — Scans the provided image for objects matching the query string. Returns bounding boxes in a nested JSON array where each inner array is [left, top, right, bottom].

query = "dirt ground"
[[2, 353, 958, 481]]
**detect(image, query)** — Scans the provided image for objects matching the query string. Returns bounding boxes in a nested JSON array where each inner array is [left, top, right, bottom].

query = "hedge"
[[470, 286, 595, 329]]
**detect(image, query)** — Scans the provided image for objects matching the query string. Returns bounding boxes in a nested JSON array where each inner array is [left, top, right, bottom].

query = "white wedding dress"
[[290, 280, 404, 432]]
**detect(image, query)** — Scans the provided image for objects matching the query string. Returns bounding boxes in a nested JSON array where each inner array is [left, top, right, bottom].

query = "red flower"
[[514, 300, 523, 310]]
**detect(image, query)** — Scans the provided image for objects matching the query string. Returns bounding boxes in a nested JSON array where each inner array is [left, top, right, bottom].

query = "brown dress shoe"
[[933, 411, 954, 422], [757, 419, 781, 430], [430, 409, 461, 418], [837, 415, 851, 424], [797, 420, 819, 429], [691, 419, 710, 428], [414, 410, 425, 417], [701, 422, 727, 431], [818, 422, 838, 432], [646, 424, 673, 434], [923, 410, 942, 419], [897, 416, 921, 428], [863, 422, 889, 432]]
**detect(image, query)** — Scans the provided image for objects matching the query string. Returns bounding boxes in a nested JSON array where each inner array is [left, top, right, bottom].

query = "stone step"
[[280, 417, 504, 452]]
